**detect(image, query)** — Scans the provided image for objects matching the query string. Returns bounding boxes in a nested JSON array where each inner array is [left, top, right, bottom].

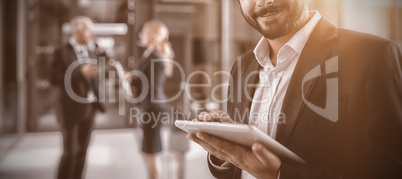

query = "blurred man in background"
[[50, 16, 105, 179]]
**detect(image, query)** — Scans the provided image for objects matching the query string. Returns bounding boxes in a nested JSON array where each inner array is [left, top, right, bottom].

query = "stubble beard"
[[243, 5, 304, 40]]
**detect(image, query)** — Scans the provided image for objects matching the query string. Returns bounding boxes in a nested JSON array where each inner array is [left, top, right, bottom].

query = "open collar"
[[253, 11, 322, 69], [276, 17, 340, 146]]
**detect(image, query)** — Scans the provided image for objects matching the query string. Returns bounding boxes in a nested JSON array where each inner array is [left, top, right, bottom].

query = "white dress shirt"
[[69, 37, 96, 102], [241, 11, 322, 179], [69, 37, 90, 59]]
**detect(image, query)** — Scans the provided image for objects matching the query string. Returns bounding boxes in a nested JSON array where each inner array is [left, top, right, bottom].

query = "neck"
[[268, 10, 311, 65]]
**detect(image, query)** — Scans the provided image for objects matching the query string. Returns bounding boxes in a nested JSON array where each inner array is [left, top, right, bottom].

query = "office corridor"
[[0, 128, 213, 179]]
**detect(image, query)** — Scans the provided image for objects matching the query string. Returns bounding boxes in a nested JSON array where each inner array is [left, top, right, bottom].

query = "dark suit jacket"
[[50, 43, 105, 123], [208, 18, 402, 178]]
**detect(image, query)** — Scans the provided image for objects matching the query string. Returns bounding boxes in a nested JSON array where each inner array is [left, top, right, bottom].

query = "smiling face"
[[239, 0, 308, 39]]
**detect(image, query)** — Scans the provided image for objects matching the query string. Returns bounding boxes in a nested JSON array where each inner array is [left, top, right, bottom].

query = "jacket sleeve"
[[151, 61, 168, 111], [364, 41, 402, 178], [207, 59, 243, 179], [278, 160, 342, 179], [50, 48, 64, 87], [207, 154, 238, 179]]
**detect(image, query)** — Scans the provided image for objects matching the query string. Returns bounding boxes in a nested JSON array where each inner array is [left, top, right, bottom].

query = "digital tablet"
[[175, 120, 306, 164]]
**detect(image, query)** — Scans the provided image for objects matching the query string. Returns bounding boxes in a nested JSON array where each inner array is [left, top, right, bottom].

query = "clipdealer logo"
[[301, 56, 339, 122]]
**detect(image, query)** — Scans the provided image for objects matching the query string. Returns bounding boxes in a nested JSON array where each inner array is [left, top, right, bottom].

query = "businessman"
[[50, 16, 105, 179], [188, 0, 402, 178]]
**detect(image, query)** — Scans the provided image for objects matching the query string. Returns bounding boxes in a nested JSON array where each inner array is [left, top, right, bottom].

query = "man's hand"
[[189, 110, 281, 179], [196, 110, 234, 123], [80, 64, 98, 78]]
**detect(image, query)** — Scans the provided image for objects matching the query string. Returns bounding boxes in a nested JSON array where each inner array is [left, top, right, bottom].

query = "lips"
[[252, 6, 283, 22], [261, 10, 280, 17], [257, 9, 282, 21]]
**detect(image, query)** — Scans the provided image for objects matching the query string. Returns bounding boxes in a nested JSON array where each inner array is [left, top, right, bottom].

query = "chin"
[[261, 19, 298, 39]]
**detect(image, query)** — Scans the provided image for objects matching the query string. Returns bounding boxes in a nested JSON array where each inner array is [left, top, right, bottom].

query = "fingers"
[[195, 132, 247, 166], [187, 133, 243, 168], [196, 132, 232, 153], [208, 110, 222, 122], [212, 110, 233, 123], [189, 132, 282, 177], [251, 143, 281, 169], [197, 111, 211, 122], [196, 110, 233, 123], [187, 133, 231, 160]]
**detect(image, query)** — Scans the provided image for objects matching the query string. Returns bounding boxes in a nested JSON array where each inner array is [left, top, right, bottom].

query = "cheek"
[[290, 0, 305, 13], [86, 32, 92, 39], [141, 36, 147, 44], [239, 0, 254, 15]]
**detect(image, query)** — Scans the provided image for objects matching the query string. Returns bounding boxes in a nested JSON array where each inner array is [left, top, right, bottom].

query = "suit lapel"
[[276, 18, 339, 145], [65, 43, 78, 64], [66, 43, 97, 62], [240, 54, 260, 124]]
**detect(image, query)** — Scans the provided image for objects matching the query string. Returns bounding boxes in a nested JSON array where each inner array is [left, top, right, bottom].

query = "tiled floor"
[[0, 135, 19, 160], [34, 104, 128, 132], [0, 128, 214, 179]]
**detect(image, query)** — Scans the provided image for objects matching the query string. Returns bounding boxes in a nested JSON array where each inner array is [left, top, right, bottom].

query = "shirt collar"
[[286, 10, 322, 54], [253, 11, 322, 68], [69, 37, 87, 51], [253, 37, 271, 67]]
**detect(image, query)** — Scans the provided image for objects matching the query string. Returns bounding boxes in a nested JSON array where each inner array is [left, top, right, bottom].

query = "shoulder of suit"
[[52, 43, 68, 56], [150, 51, 164, 60], [338, 28, 395, 48]]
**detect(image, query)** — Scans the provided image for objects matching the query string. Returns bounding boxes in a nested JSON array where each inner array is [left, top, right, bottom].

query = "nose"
[[257, 0, 274, 7]]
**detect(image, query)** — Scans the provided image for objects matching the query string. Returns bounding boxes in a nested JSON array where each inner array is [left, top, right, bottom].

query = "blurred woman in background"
[[132, 20, 174, 179]]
